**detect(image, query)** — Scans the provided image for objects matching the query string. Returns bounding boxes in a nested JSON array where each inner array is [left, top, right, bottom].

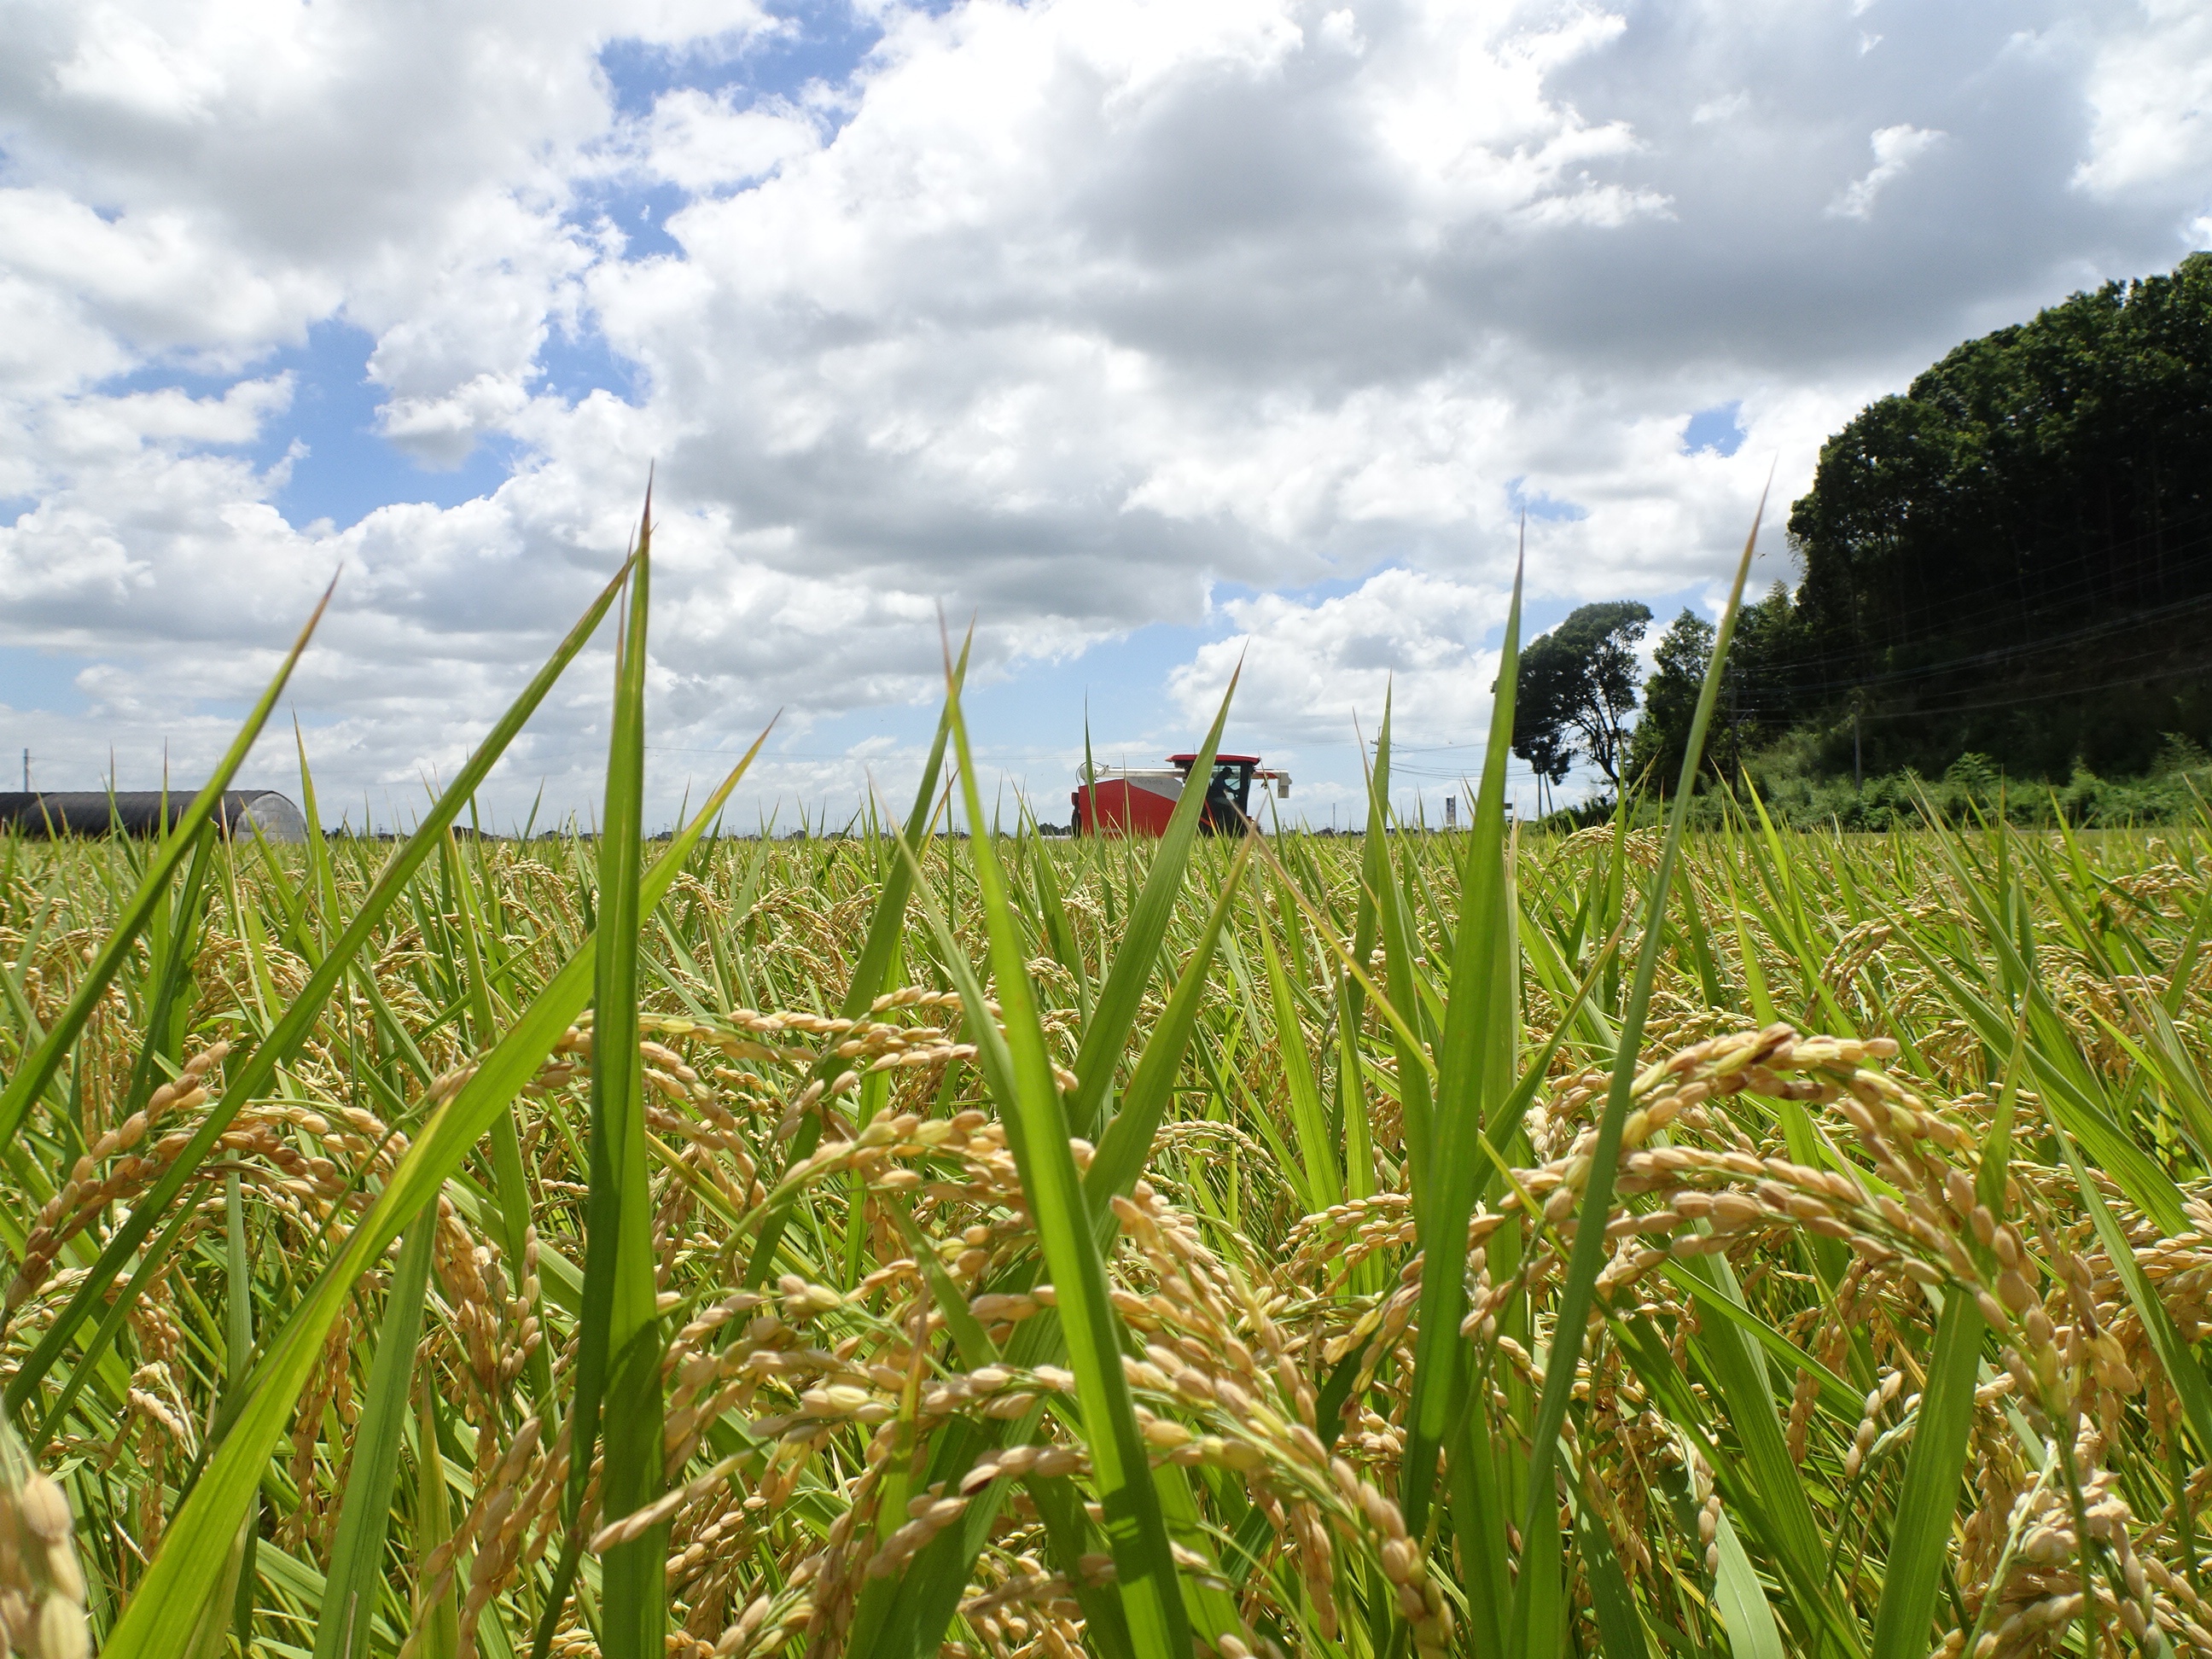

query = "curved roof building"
[[0, 790, 308, 842]]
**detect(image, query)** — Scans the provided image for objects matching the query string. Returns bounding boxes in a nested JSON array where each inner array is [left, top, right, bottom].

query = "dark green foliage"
[[1627, 609, 1712, 791], [1512, 600, 1651, 786], [1784, 251, 2212, 777], [1716, 583, 1804, 770], [1628, 585, 1804, 794], [1679, 731, 2212, 829]]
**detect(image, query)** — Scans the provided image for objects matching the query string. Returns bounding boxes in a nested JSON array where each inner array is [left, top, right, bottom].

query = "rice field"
[[4, 531, 2211, 1659]]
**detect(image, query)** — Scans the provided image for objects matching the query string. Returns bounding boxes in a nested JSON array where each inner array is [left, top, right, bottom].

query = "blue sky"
[[2, 0, 2205, 830]]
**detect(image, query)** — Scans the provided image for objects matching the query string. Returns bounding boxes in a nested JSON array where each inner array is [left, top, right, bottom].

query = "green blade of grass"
[[1656, 1261, 1856, 1412], [445, 825, 556, 1411], [222, 1172, 261, 1652], [1364, 696, 1435, 1199], [1336, 716, 1389, 1216], [1865, 1289, 1984, 1659], [95, 719, 764, 1658], [1400, 555, 1525, 1654], [413, 1382, 462, 1658], [1028, 813, 1090, 1022], [1398, 559, 1522, 1495], [1669, 1249, 1855, 1655], [115, 819, 218, 1133], [934, 643, 1190, 1659], [0, 576, 335, 1159], [6, 551, 637, 1419], [1508, 482, 1770, 1655], [311, 1200, 437, 1659], [1085, 841, 1253, 1209], [1713, 1507, 1788, 1659], [1250, 880, 1336, 1213], [739, 634, 969, 1288], [1577, 1489, 1653, 1659], [1027, 1471, 1139, 1659], [295, 718, 346, 958], [573, 509, 667, 1659], [1064, 664, 1241, 1144]]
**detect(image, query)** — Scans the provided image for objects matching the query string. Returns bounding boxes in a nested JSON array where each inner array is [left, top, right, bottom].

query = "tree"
[[1626, 608, 1712, 792], [1624, 589, 1807, 794], [1512, 601, 1652, 789], [1711, 582, 1804, 778], [1786, 250, 2212, 777]]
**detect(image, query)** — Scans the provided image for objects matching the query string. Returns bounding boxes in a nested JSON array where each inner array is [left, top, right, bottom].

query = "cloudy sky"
[[2, 0, 2206, 830]]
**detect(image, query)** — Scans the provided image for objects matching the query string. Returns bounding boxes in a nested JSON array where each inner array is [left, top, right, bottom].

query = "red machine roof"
[[1167, 753, 1261, 765]]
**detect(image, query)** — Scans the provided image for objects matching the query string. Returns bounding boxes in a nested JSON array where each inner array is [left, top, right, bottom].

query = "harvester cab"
[[1071, 752, 1290, 836]]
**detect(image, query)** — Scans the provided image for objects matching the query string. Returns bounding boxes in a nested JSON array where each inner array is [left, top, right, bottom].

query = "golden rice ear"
[[0, 1428, 87, 1659]]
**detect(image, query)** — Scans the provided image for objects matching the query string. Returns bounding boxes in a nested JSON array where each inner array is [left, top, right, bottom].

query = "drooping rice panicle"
[[5, 517, 2212, 1658]]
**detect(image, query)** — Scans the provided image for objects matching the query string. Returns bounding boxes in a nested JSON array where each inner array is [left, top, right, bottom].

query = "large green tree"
[[1784, 251, 2212, 777], [1626, 585, 1802, 793], [1512, 601, 1651, 788], [1626, 608, 1710, 791]]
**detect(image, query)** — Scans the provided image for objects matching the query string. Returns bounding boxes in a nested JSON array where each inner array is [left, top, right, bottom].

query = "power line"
[[1848, 652, 2212, 722], [1736, 501, 2212, 676], [1727, 579, 2212, 693], [1723, 624, 2212, 718], [1716, 589, 2212, 713]]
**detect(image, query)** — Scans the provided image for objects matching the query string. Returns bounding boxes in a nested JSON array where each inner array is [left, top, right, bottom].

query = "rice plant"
[[3, 506, 2212, 1658]]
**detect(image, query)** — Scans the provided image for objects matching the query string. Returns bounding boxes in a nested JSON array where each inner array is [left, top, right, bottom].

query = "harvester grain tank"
[[1071, 753, 1289, 836]]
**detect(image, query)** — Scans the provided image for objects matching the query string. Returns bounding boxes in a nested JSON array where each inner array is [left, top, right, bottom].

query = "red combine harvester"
[[1072, 753, 1290, 836]]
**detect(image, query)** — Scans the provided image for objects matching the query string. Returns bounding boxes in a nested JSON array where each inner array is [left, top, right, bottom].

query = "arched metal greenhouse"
[[0, 790, 309, 842]]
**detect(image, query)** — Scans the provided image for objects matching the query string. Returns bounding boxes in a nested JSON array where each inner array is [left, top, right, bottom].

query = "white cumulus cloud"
[[1169, 567, 1505, 747], [0, 0, 2206, 823], [2075, 0, 2212, 198], [1828, 124, 1947, 220]]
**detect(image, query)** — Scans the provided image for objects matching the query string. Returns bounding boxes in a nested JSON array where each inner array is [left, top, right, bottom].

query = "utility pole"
[[20, 749, 27, 791], [1853, 707, 1863, 791]]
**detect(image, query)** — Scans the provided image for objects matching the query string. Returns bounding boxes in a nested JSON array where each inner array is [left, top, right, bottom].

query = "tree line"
[[1513, 252, 2212, 797]]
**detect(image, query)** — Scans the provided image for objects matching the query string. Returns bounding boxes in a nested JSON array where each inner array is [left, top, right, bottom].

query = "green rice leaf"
[[1085, 841, 1252, 1208], [1866, 1289, 1984, 1659], [572, 505, 666, 1659], [1064, 665, 1241, 1144], [1577, 1492, 1652, 1659], [6, 550, 637, 1415], [95, 712, 764, 1657], [0, 576, 335, 1157], [1508, 484, 1770, 1654], [311, 1200, 437, 1659], [1250, 880, 1337, 1213], [1401, 551, 1525, 1653], [932, 644, 1190, 1659], [1713, 1508, 1787, 1659]]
